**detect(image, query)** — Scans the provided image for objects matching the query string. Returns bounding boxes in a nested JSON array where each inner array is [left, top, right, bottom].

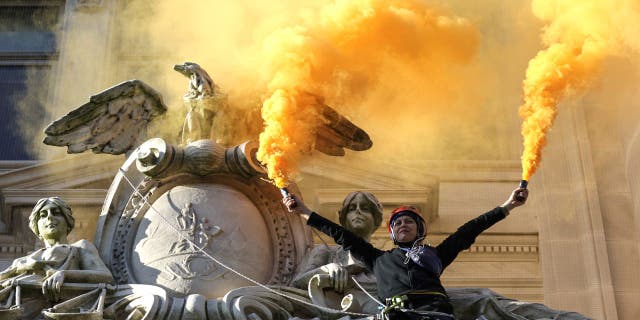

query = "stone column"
[[536, 103, 618, 319], [49, 0, 116, 121]]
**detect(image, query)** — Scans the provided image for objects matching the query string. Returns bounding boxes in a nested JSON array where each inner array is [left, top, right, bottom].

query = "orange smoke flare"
[[257, 89, 320, 188], [519, 43, 601, 180], [519, 0, 636, 181], [256, 0, 479, 187]]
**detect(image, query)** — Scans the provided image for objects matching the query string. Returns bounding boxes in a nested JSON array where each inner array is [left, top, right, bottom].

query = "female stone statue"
[[0, 197, 114, 318], [292, 191, 383, 314]]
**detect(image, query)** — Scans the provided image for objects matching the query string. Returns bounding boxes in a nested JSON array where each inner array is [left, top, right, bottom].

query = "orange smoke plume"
[[256, 0, 479, 188], [258, 89, 320, 188], [520, 0, 638, 181]]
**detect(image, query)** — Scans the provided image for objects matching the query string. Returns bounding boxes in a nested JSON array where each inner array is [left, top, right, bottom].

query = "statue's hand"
[[0, 266, 22, 288], [0, 278, 15, 288], [321, 263, 349, 293], [42, 270, 65, 302], [0, 266, 16, 281]]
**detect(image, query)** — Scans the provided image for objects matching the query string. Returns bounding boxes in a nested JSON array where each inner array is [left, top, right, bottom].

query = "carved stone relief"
[[130, 183, 272, 297]]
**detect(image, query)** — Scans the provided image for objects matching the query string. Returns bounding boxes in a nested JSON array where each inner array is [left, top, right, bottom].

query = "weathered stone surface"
[[131, 184, 273, 297]]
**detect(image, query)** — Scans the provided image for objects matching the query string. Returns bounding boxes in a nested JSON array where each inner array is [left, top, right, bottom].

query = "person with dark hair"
[[284, 187, 528, 320], [292, 191, 383, 314], [0, 197, 114, 318]]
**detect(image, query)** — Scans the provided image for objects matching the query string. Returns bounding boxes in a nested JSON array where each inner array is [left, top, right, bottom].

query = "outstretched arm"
[[437, 187, 529, 269], [283, 194, 383, 271]]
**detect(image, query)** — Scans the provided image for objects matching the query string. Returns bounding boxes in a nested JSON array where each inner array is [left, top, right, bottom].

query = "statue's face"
[[37, 202, 68, 240], [344, 193, 376, 236]]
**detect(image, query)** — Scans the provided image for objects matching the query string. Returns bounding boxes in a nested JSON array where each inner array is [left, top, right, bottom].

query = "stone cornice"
[[1, 189, 107, 205], [0, 153, 120, 189], [0, 161, 38, 175], [301, 155, 421, 189], [301, 154, 522, 189]]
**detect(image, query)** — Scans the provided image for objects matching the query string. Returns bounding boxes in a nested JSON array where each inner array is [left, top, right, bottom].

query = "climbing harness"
[[378, 294, 455, 320]]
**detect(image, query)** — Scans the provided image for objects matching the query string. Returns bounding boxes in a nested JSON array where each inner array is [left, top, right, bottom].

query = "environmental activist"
[[283, 187, 528, 320]]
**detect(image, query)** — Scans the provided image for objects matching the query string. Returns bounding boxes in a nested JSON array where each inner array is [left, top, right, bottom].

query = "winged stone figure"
[[43, 63, 372, 157]]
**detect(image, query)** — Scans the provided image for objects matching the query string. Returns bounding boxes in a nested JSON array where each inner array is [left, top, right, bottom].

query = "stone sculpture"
[[36, 62, 376, 319], [292, 191, 383, 314], [43, 62, 372, 157], [173, 62, 229, 145], [43, 80, 166, 155], [0, 197, 114, 319], [29, 62, 591, 319]]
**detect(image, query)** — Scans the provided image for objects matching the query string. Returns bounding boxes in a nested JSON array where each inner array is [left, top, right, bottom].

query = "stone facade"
[[2, 2, 640, 319]]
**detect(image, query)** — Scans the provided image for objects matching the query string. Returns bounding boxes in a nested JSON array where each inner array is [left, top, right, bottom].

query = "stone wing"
[[314, 103, 373, 156], [43, 80, 167, 155]]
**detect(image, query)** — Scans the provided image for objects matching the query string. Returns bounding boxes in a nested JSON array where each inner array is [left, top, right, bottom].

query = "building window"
[[0, 2, 63, 160], [0, 65, 51, 160]]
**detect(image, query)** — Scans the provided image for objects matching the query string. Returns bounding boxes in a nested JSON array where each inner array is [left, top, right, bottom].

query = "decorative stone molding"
[[0, 161, 37, 175], [467, 243, 538, 254], [1, 189, 107, 205], [74, 0, 104, 11], [0, 245, 25, 254]]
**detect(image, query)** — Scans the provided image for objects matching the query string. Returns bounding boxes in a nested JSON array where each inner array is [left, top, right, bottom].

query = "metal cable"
[[350, 276, 384, 307], [117, 168, 373, 318]]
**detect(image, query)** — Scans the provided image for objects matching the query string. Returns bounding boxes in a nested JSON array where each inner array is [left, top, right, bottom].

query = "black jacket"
[[306, 206, 508, 307]]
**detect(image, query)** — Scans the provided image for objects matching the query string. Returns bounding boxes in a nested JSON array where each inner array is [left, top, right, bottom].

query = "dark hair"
[[29, 197, 75, 238], [338, 191, 383, 230]]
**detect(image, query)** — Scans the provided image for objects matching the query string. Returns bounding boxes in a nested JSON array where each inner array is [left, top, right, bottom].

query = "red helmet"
[[388, 205, 427, 243]]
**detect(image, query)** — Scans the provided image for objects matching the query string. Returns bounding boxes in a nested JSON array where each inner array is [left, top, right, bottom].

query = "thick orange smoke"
[[520, 0, 640, 180], [255, 0, 479, 188]]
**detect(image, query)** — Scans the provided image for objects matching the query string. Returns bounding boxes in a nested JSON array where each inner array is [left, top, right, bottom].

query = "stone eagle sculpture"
[[43, 62, 373, 157]]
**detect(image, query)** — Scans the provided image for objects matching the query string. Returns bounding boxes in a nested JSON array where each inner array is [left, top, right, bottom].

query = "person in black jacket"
[[283, 187, 528, 320]]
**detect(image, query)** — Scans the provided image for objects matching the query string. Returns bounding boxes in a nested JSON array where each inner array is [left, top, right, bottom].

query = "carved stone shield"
[[94, 141, 312, 300]]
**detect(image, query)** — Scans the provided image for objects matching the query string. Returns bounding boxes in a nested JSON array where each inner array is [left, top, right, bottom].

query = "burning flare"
[[519, 0, 639, 181], [256, 0, 479, 188], [258, 89, 319, 188]]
